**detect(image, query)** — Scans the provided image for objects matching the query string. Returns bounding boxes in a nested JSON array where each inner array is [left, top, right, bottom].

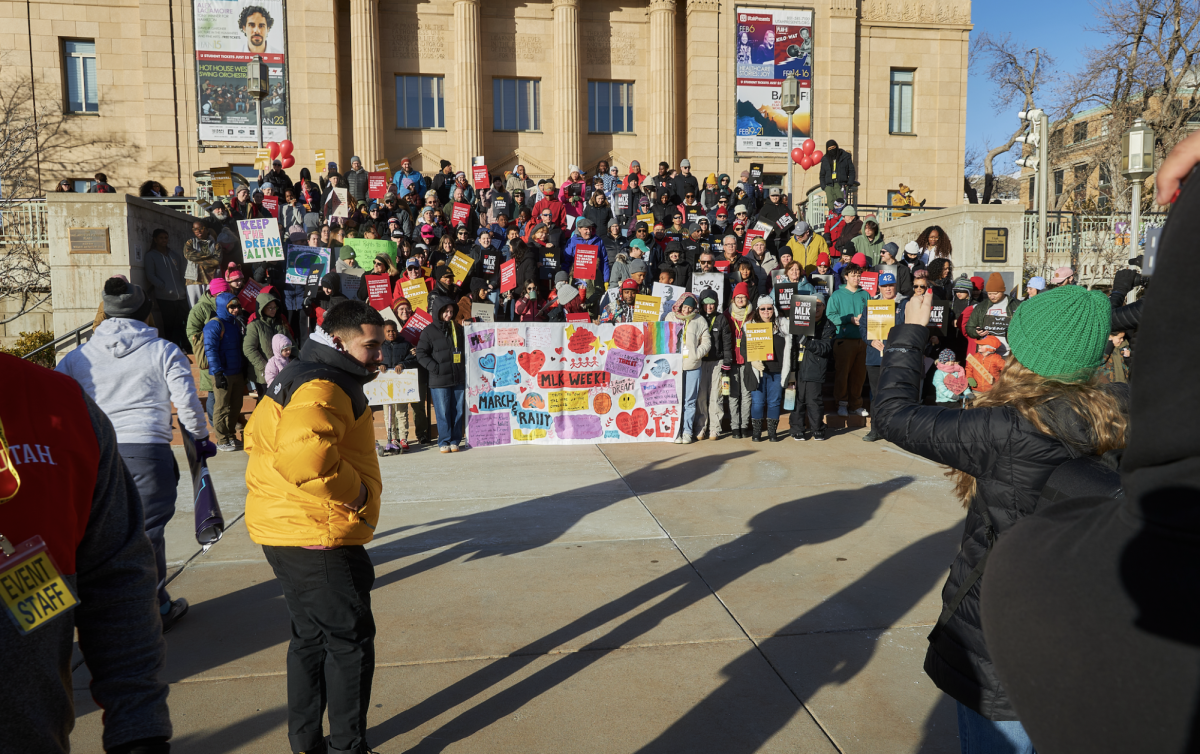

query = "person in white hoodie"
[[57, 277, 211, 632]]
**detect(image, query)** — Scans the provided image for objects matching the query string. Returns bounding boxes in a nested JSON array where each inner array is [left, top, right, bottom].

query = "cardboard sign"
[[928, 299, 951, 336], [745, 322, 774, 361], [500, 258, 517, 292], [811, 274, 834, 296], [367, 172, 388, 199], [472, 163, 489, 190], [237, 218, 284, 262], [860, 271, 879, 296], [261, 195, 279, 217], [774, 282, 796, 311], [566, 312, 591, 323], [691, 272, 724, 310], [866, 299, 897, 342], [254, 148, 271, 171], [210, 166, 233, 197], [363, 370, 419, 405], [236, 278, 263, 313], [344, 237, 398, 270], [373, 159, 390, 172], [983, 313, 1010, 338], [400, 307, 433, 345], [633, 295, 662, 322], [572, 244, 599, 281], [450, 202, 471, 226], [791, 295, 824, 336], [400, 278, 429, 312], [449, 251, 475, 283], [285, 245, 330, 285], [472, 302, 495, 322], [365, 274, 393, 310], [315, 150, 326, 175]]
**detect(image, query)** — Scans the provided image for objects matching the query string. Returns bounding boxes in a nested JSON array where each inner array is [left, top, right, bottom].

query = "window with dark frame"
[[63, 40, 98, 113], [889, 69, 914, 134], [395, 75, 445, 129], [493, 78, 541, 132], [1073, 121, 1088, 144], [588, 81, 634, 134], [1053, 169, 1064, 196]]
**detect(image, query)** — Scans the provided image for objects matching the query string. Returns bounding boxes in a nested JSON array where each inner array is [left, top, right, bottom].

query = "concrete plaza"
[[72, 429, 967, 753]]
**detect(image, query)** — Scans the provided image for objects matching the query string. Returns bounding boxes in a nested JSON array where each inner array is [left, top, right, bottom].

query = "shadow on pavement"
[[171, 705, 288, 753]]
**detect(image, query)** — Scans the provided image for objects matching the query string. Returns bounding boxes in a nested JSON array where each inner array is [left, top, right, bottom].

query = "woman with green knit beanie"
[[872, 283, 1129, 754]]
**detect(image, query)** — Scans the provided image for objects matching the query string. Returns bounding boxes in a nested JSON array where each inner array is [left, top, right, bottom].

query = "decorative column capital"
[[649, 0, 677, 13], [453, 0, 478, 6], [552, 0, 579, 9], [685, 0, 719, 14]]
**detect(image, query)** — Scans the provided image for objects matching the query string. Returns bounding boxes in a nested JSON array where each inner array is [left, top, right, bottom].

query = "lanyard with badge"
[[450, 322, 462, 364], [0, 415, 79, 635]]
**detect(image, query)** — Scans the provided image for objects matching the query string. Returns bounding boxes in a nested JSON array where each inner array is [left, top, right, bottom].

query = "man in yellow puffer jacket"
[[244, 299, 385, 754]]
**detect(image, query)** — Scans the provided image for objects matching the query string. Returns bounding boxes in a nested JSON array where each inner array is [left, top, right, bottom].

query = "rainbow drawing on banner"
[[642, 322, 681, 355]]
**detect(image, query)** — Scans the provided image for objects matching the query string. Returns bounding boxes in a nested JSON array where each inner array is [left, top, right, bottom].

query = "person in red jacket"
[[532, 180, 567, 230]]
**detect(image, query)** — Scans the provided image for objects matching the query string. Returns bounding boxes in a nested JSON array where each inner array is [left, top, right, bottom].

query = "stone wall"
[[879, 203, 1027, 291], [0, 295, 53, 350]]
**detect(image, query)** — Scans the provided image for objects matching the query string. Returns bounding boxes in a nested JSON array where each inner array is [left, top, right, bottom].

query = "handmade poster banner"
[[472, 163, 489, 190], [471, 303, 494, 322], [261, 196, 279, 217], [365, 274, 393, 310], [774, 281, 796, 311], [500, 258, 517, 292], [367, 172, 388, 199], [325, 187, 349, 218], [400, 307, 433, 345], [983, 314, 1010, 338], [633, 295, 662, 322], [237, 278, 263, 313], [238, 218, 284, 262], [209, 166, 233, 198], [790, 294, 824, 336], [928, 299, 951, 336], [811, 274, 834, 296], [651, 283, 684, 316], [745, 323, 775, 361], [860, 271, 879, 296], [691, 272, 725, 310], [450, 202, 471, 226], [315, 150, 326, 174], [464, 322, 685, 446], [363, 371, 419, 405], [344, 238, 398, 270], [400, 278, 429, 312], [866, 299, 897, 342], [285, 245, 330, 284], [449, 251, 475, 284], [572, 244, 599, 281]]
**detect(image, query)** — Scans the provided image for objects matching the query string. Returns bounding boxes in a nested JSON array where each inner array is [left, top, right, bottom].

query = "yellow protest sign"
[[636, 212, 655, 225], [373, 158, 390, 172], [254, 148, 271, 171], [633, 294, 661, 322], [745, 323, 775, 362], [448, 251, 475, 284], [210, 165, 233, 198], [400, 278, 428, 311], [866, 299, 897, 342], [315, 149, 327, 174]]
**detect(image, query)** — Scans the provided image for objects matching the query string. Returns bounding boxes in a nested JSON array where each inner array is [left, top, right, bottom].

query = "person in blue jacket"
[[392, 157, 426, 199], [563, 217, 611, 288], [204, 291, 247, 450]]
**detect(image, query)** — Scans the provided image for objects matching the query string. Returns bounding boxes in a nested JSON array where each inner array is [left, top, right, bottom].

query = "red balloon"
[[280, 155, 295, 169], [791, 147, 806, 164], [802, 139, 816, 155], [799, 155, 813, 170], [811, 150, 824, 164], [278, 139, 294, 157], [267, 141, 280, 160]]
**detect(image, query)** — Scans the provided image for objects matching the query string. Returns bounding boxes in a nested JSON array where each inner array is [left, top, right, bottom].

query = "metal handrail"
[[22, 322, 94, 360]]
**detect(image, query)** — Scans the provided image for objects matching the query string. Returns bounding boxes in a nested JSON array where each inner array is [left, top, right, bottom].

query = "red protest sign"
[[367, 172, 388, 199], [572, 244, 599, 280], [261, 196, 279, 217], [566, 312, 591, 323], [450, 202, 471, 226], [237, 278, 263, 313], [364, 274, 393, 311], [400, 307, 433, 345], [500, 258, 517, 292], [715, 260, 730, 272], [471, 164, 489, 190], [742, 229, 765, 255], [860, 271, 879, 296]]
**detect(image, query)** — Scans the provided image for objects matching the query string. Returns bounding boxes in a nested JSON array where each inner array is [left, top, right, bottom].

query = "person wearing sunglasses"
[[742, 297, 793, 442]]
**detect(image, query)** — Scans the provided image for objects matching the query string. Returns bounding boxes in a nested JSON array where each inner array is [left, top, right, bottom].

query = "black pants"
[[791, 381, 824, 435], [866, 364, 881, 408], [156, 298, 191, 353], [262, 545, 377, 754]]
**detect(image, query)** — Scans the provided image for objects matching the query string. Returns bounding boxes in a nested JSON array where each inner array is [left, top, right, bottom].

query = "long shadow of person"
[[369, 476, 916, 750]]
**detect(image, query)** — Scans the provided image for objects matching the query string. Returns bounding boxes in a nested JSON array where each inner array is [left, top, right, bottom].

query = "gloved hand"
[[194, 436, 217, 460], [302, 296, 315, 310], [214, 374, 228, 389], [967, 377, 978, 388], [1111, 268, 1137, 295]]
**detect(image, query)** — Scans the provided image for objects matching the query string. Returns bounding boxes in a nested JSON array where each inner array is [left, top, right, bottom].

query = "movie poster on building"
[[194, 0, 289, 144], [464, 322, 685, 447], [735, 7, 813, 154]]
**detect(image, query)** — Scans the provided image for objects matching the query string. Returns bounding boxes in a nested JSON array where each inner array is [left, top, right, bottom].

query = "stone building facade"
[[6, 0, 971, 207]]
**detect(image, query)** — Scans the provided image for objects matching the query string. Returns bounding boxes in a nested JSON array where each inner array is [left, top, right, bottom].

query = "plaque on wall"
[[982, 227, 1008, 263], [69, 227, 111, 254]]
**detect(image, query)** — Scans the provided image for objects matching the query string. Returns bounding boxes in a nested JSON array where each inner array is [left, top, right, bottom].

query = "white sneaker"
[[853, 407, 870, 417], [837, 403, 848, 417], [682, 434, 694, 444]]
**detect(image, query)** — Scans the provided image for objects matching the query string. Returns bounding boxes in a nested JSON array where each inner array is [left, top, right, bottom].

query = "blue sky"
[[966, 0, 1102, 173]]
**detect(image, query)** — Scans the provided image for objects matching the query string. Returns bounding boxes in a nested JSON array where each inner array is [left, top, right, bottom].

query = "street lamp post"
[[780, 74, 800, 207], [246, 55, 269, 149], [1121, 118, 1156, 253]]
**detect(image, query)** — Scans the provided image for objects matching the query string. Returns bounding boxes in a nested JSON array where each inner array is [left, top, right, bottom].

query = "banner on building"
[[734, 7, 813, 154], [465, 322, 684, 447], [195, 0, 289, 143]]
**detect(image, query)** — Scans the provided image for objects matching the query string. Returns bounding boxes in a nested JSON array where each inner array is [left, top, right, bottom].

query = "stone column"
[[349, 0, 384, 164], [454, 0, 483, 170], [685, 1, 719, 171], [649, 0, 677, 166], [553, 0, 582, 179]]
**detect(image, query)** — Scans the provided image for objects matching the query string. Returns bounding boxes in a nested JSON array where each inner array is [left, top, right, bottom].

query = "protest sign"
[[539, 247, 559, 279], [367, 172, 388, 199], [745, 323, 775, 361], [572, 244, 599, 281], [866, 299, 896, 342], [464, 322, 684, 446], [472, 163, 489, 190], [928, 299, 951, 336], [492, 197, 509, 219], [860, 271, 879, 296], [365, 274, 393, 310], [400, 278, 429, 312], [774, 282, 796, 311], [314, 150, 326, 174], [363, 371, 419, 405], [633, 295, 661, 322], [743, 229, 766, 255], [791, 295, 824, 336], [373, 159, 390, 172], [714, 260, 730, 272], [652, 283, 684, 316], [450, 202, 471, 226], [285, 246, 330, 284], [339, 272, 363, 299], [691, 272, 724, 310], [636, 212, 654, 225], [500, 259, 517, 292], [566, 312, 591, 323], [238, 218, 284, 262], [236, 278, 263, 313], [253, 148, 270, 171], [261, 196, 279, 217], [983, 314, 1010, 338], [325, 187, 348, 218], [472, 303, 494, 322], [449, 251, 475, 284], [344, 237, 397, 270], [210, 166, 233, 198], [304, 267, 324, 299], [752, 221, 774, 238], [811, 274, 834, 296], [400, 307, 433, 345]]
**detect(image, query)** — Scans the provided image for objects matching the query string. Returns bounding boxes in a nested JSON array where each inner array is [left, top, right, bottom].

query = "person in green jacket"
[[851, 219, 885, 267], [243, 290, 293, 390], [186, 278, 227, 421], [826, 263, 870, 417]]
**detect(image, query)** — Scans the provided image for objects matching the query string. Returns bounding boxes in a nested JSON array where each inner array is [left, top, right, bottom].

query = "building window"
[[1099, 163, 1112, 186], [588, 81, 634, 134], [63, 40, 98, 113], [1028, 176, 1035, 206], [1053, 169, 1064, 196], [231, 165, 260, 193], [1073, 121, 1088, 144], [889, 69, 914, 134], [493, 78, 540, 132], [395, 75, 445, 129]]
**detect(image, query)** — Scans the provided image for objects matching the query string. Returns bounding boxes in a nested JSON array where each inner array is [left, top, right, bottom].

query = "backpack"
[[194, 319, 223, 372]]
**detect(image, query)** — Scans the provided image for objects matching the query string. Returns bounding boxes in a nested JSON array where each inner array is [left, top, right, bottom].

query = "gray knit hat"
[[627, 259, 648, 275], [102, 277, 151, 320]]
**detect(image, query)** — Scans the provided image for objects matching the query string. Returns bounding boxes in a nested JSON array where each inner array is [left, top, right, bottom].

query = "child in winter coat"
[[965, 335, 1005, 393], [204, 291, 246, 450], [378, 320, 419, 454], [932, 348, 972, 407], [263, 333, 295, 386]]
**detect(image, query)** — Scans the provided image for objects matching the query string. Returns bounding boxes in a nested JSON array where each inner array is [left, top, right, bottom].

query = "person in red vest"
[[0, 354, 172, 753]]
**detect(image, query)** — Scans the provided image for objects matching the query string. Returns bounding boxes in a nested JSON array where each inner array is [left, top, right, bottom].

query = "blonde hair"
[[949, 358, 1127, 506]]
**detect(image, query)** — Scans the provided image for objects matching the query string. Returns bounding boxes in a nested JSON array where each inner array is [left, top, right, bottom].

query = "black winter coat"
[[819, 149, 856, 188], [874, 323, 1126, 720], [793, 316, 836, 382], [381, 337, 418, 371], [414, 297, 466, 388], [701, 310, 735, 367]]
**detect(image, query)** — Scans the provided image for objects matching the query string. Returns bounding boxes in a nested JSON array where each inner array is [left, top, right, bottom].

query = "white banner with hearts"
[[464, 322, 685, 446]]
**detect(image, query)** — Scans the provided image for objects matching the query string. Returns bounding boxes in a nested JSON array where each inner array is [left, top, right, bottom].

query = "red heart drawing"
[[615, 407, 649, 437], [469, 405, 480, 414], [645, 427, 654, 437], [642, 374, 649, 379], [555, 347, 564, 355], [944, 372, 969, 395], [672, 371, 678, 376], [518, 350, 546, 376], [520, 386, 528, 393]]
